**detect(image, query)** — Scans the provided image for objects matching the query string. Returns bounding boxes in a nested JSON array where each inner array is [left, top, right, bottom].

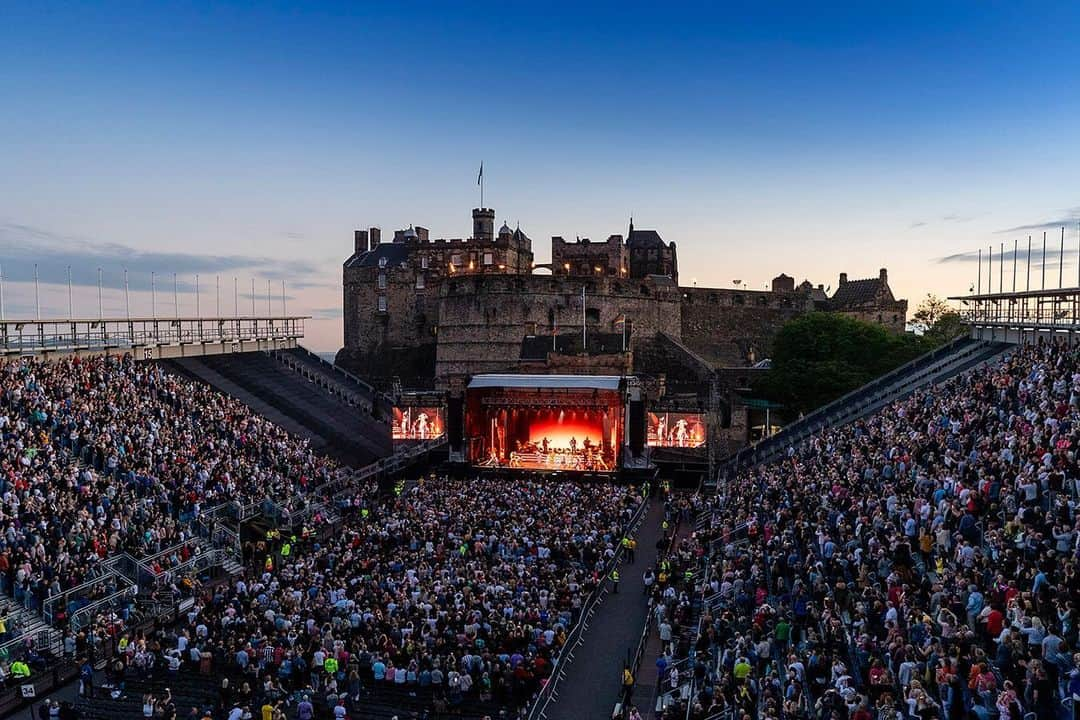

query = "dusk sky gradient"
[[3, 2, 1080, 349]]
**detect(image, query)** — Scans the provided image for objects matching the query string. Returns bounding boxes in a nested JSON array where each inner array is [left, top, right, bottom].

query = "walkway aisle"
[[639, 515, 696, 718], [547, 499, 667, 720]]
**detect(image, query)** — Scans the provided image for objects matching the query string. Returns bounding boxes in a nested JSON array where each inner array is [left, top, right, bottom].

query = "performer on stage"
[[674, 418, 689, 447], [417, 412, 429, 439]]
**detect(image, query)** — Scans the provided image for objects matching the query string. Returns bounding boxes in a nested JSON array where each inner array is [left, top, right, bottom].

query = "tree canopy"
[[753, 313, 936, 416]]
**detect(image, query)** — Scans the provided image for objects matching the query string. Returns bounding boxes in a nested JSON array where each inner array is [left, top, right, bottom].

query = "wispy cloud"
[[938, 245, 1077, 266], [994, 207, 1080, 234], [909, 213, 978, 229], [0, 221, 329, 292], [309, 307, 343, 319]]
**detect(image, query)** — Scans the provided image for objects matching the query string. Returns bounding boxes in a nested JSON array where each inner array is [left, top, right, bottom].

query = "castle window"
[[420, 255, 429, 269], [757, 296, 768, 306], [893, 314, 899, 323], [451, 253, 462, 266], [415, 274, 425, 289], [377, 296, 387, 313], [483, 252, 493, 266], [377, 273, 387, 289], [378, 256, 387, 269], [525, 321, 536, 335], [585, 308, 601, 322], [733, 295, 745, 305]]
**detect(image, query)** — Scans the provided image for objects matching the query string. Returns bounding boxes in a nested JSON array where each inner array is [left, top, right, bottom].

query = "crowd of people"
[[0, 354, 336, 617], [0, 352, 646, 718], [661, 340, 1080, 720], [90, 475, 641, 718]]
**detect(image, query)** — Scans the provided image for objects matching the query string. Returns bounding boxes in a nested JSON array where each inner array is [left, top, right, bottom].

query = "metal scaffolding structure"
[[948, 287, 1080, 343], [0, 315, 309, 359]]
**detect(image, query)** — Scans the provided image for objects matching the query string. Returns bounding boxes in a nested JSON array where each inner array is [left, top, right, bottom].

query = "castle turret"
[[472, 208, 495, 242]]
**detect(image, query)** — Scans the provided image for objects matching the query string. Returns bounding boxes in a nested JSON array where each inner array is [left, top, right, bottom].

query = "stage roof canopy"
[[467, 374, 623, 391]]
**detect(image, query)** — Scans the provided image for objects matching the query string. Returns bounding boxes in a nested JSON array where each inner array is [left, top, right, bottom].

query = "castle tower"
[[472, 208, 495, 242]]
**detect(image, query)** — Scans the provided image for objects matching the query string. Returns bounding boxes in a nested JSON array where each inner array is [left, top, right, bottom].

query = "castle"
[[336, 206, 908, 392]]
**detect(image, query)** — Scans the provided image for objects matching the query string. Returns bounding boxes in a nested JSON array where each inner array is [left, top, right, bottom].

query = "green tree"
[[754, 313, 932, 415], [910, 293, 951, 332], [923, 310, 967, 345]]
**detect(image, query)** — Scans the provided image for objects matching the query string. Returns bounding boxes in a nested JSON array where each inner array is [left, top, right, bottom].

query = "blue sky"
[[2, 2, 1079, 349]]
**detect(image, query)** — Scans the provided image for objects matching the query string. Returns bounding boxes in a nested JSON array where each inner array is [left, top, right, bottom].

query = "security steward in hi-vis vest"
[[610, 568, 620, 593]]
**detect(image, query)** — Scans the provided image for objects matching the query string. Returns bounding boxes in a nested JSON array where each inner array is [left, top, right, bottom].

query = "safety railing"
[[718, 334, 980, 476], [0, 316, 308, 356], [527, 492, 650, 720], [69, 582, 138, 632], [42, 570, 128, 626]]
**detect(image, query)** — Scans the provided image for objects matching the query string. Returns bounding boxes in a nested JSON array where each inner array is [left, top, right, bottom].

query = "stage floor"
[[475, 449, 615, 472]]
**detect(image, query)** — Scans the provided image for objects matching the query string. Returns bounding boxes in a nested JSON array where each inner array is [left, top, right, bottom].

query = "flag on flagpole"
[[477, 163, 483, 185]]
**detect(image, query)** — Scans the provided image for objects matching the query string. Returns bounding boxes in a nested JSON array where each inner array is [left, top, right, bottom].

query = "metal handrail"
[[69, 582, 137, 632], [719, 334, 993, 476], [527, 494, 650, 720]]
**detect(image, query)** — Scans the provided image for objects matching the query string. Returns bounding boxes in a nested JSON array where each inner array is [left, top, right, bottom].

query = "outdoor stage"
[[464, 374, 626, 472]]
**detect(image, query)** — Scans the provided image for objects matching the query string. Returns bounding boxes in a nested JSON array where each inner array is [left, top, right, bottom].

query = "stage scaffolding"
[[0, 315, 308, 360], [948, 287, 1080, 344]]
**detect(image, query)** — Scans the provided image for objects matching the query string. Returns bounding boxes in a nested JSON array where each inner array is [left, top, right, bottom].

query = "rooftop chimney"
[[354, 230, 368, 255], [369, 227, 381, 251], [839, 272, 848, 286], [879, 267, 888, 282]]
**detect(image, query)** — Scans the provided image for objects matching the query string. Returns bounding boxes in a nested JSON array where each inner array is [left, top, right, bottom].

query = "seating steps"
[[166, 352, 392, 468]]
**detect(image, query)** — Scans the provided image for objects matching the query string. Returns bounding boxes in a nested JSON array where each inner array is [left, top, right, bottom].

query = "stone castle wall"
[[434, 275, 682, 382], [679, 287, 815, 367]]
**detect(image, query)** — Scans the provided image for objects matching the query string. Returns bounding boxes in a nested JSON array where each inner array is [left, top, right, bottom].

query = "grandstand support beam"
[[0, 315, 309, 360], [949, 286, 1080, 344]]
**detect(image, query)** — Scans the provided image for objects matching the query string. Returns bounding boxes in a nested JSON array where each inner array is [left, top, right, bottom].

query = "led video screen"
[[647, 412, 706, 448], [392, 406, 445, 441]]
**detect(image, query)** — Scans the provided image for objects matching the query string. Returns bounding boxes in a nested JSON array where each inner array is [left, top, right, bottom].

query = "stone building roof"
[[627, 229, 665, 248], [830, 277, 893, 308], [344, 243, 409, 269]]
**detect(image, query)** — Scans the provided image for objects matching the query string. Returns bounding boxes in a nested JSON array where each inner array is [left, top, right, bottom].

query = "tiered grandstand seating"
[[717, 335, 1010, 478], [167, 351, 393, 466]]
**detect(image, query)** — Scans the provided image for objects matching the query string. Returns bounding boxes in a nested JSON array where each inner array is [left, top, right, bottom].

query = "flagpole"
[[152, 272, 157, 318], [1060, 226, 1065, 288], [999, 241, 1003, 293], [1042, 231, 1047, 290], [0, 263, 5, 321], [977, 249, 982, 294], [34, 264, 40, 321], [1026, 236, 1031, 292], [1012, 239, 1017, 292]]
